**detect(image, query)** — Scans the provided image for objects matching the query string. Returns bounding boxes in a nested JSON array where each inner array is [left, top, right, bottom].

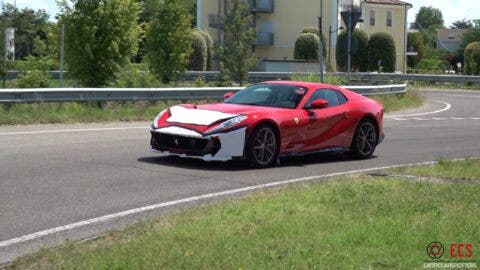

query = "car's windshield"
[[225, 84, 307, 109]]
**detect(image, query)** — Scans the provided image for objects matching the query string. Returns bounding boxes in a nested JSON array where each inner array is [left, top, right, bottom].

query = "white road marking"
[[412, 118, 428, 121], [385, 101, 451, 118], [0, 126, 149, 136], [0, 160, 447, 249], [389, 117, 480, 121]]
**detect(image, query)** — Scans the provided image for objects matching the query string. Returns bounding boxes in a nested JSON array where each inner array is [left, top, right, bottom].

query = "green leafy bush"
[[464, 42, 480, 75], [294, 33, 320, 60], [416, 58, 446, 71], [336, 29, 369, 72], [112, 64, 161, 88], [197, 30, 214, 70], [15, 70, 51, 88], [368, 32, 396, 72], [189, 31, 208, 71], [407, 32, 426, 68]]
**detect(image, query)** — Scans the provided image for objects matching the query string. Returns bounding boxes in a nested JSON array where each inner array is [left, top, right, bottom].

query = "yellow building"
[[360, 0, 412, 72], [196, 0, 411, 72]]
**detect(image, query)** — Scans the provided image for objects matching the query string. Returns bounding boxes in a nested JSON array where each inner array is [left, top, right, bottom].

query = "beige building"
[[197, 0, 411, 72]]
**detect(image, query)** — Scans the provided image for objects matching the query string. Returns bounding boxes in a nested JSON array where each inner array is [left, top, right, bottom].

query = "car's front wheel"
[[246, 124, 279, 168], [350, 119, 378, 159]]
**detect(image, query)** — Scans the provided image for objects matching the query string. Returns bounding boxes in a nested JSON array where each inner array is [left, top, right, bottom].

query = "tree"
[[188, 31, 207, 71], [145, 0, 192, 84], [368, 32, 396, 72], [464, 42, 480, 75], [58, 0, 141, 87], [407, 32, 426, 68], [451, 19, 473, 29], [413, 6, 444, 48], [218, 0, 256, 86], [0, 4, 53, 60], [413, 6, 444, 30], [460, 20, 480, 56], [336, 29, 369, 72]]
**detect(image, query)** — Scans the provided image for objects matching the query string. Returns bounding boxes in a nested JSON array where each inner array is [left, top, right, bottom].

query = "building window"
[[369, 10, 375, 26], [386, 11, 392, 27]]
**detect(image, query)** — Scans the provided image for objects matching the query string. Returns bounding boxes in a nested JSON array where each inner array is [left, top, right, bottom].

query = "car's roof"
[[262, 80, 340, 90]]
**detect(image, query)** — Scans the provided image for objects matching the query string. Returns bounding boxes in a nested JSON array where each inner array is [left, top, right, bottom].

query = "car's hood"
[[166, 103, 289, 126]]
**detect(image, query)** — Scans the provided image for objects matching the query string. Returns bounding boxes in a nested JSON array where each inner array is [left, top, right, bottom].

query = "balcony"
[[256, 32, 274, 46], [249, 0, 274, 13], [208, 14, 223, 29]]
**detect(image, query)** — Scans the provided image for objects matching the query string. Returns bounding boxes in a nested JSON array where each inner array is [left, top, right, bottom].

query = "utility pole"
[[318, 0, 324, 83], [60, 24, 65, 87], [347, 0, 353, 83]]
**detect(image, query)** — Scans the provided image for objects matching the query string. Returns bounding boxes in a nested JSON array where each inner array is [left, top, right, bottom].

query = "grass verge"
[[370, 90, 424, 113], [393, 158, 480, 181], [8, 159, 480, 269]]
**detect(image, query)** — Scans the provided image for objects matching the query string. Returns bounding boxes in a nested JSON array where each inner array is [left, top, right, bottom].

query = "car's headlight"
[[151, 109, 167, 130], [206, 115, 248, 134]]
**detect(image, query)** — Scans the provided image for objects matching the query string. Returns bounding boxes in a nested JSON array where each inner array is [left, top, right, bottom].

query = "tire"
[[246, 124, 279, 168], [350, 119, 378, 159]]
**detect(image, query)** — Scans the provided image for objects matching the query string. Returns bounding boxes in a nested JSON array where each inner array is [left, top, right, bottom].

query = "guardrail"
[[4, 71, 480, 83], [0, 84, 406, 103]]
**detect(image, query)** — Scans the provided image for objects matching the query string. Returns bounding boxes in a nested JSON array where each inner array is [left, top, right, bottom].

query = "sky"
[[3, 0, 480, 27]]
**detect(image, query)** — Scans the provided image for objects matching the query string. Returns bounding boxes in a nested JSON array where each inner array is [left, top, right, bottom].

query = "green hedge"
[[336, 29, 369, 72], [368, 32, 396, 72], [197, 30, 214, 70], [294, 33, 320, 60], [464, 42, 480, 75], [188, 31, 207, 71]]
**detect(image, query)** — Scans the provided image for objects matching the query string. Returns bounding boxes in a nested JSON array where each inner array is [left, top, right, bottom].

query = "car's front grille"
[[151, 133, 208, 151], [151, 131, 221, 156]]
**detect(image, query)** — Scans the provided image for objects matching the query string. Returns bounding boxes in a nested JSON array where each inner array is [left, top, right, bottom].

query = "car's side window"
[[335, 91, 348, 105], [306, 89, 347, 108]]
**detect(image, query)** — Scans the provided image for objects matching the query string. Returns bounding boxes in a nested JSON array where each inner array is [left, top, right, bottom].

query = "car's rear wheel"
[[246, 124, 278, 168], [350, 119, 378, 159]]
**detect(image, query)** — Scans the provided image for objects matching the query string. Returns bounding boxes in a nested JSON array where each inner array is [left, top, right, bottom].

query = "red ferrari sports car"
[[150, 81, 384, 167]]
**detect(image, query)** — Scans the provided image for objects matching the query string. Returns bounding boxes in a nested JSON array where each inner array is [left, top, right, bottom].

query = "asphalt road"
[[1, 89, 479, 264]]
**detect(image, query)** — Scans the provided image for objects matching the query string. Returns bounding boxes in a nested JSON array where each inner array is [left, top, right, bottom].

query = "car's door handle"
[[343, 112, 350, 119]]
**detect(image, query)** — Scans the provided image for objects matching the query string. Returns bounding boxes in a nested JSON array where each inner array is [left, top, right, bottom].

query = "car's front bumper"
[[150, 126, 246, 161]]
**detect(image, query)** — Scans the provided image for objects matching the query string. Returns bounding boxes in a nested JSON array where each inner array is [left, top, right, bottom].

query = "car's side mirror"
[[309, 99, 329, 109], [224, 92, 234, 100]]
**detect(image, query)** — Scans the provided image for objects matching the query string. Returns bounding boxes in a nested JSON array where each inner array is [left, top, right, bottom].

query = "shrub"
[[464, 42, 480, 75], [368, 32, 396, 72], [297, 27, 327, 58], [112, 64, 161, 88], [416, 58, 446, 71], [407, 32, 426, 68], [336, 29, 369, 72], [294, 33, 320, 60], [188, 31, 208, 71], [197, 30, 214, 70], [15, 70, 51, 88]]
